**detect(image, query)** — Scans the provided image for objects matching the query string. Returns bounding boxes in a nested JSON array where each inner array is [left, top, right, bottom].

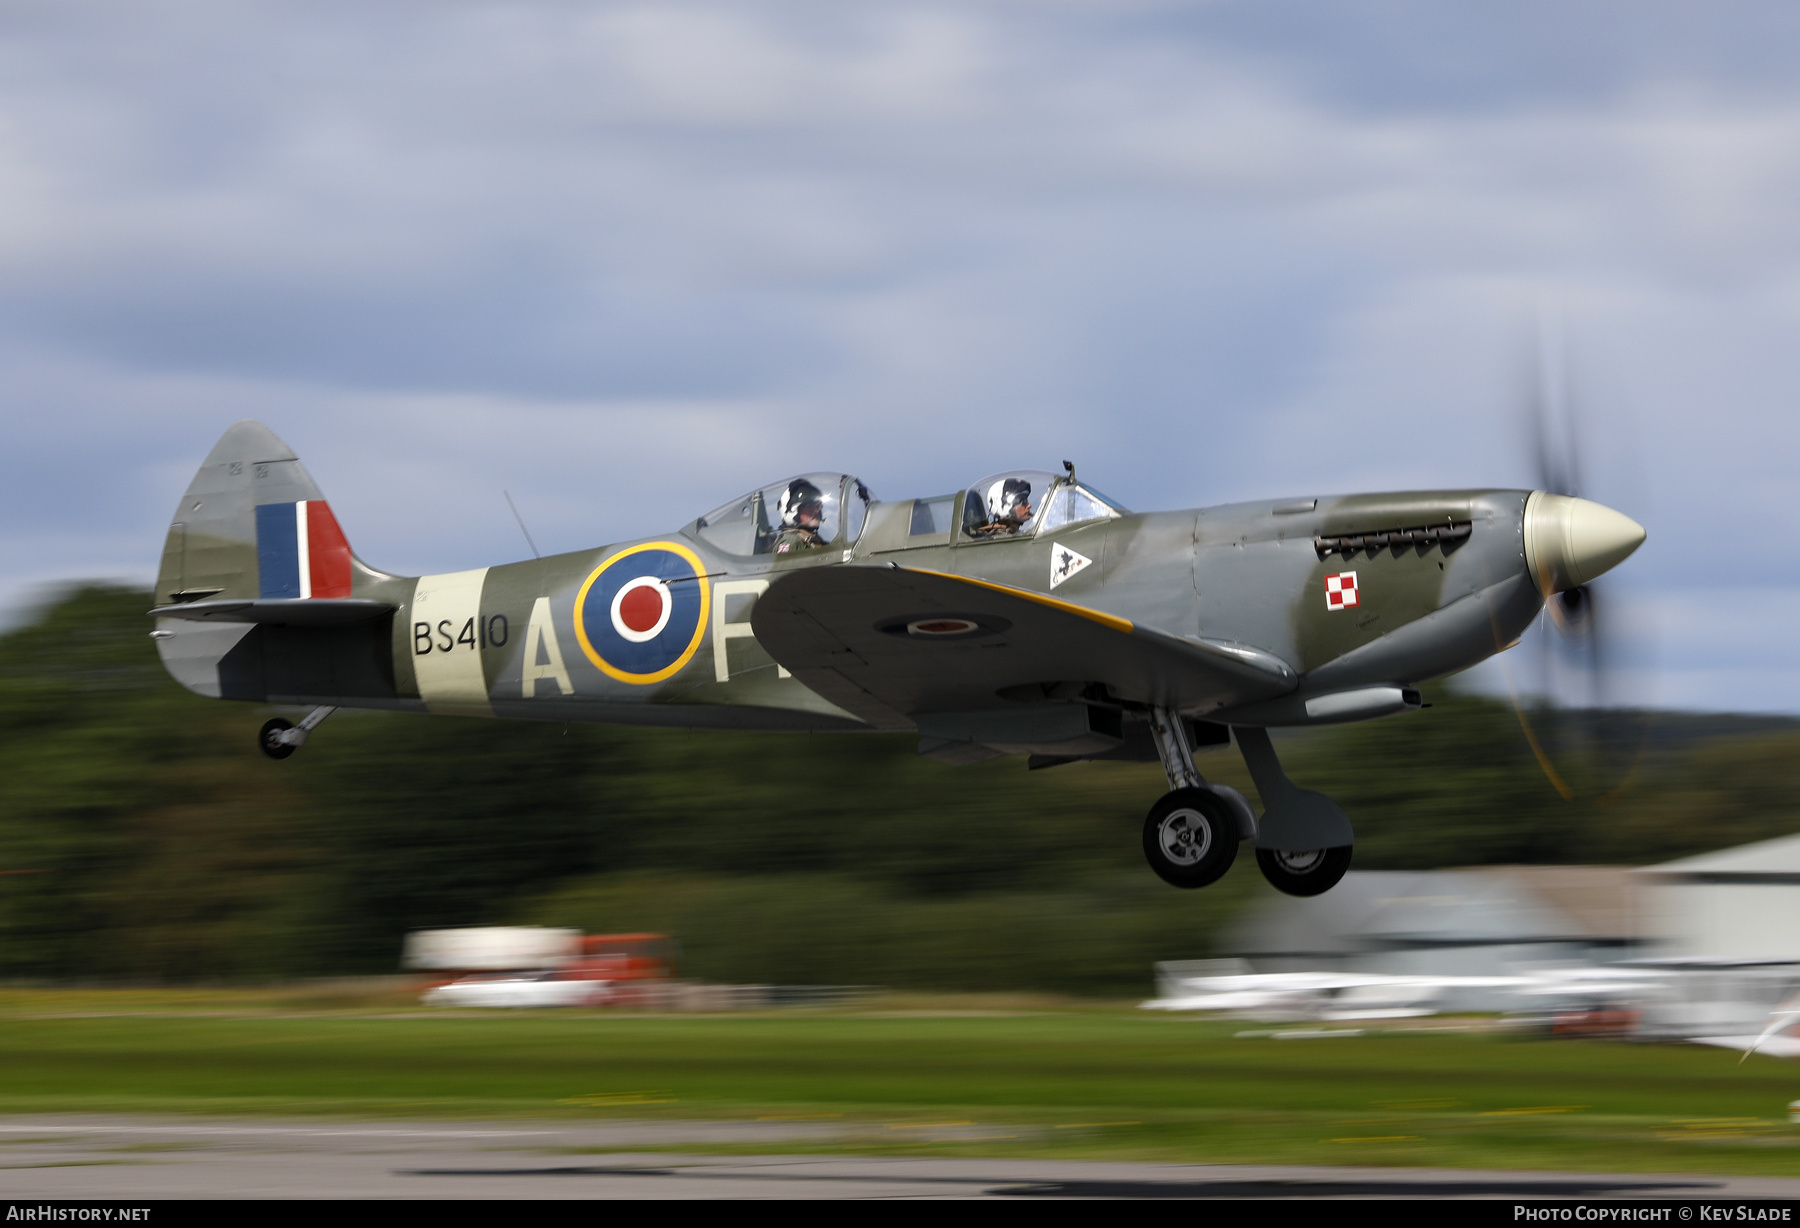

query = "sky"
[[0, 0, 1795, 711]]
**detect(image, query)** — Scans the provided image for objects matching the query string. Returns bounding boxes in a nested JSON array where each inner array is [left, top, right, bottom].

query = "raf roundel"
[[907, 618, 981, 637], [574, 542, 711, 684]]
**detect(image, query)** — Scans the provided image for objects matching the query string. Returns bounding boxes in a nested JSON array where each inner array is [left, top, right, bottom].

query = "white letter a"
[[522, 597, 573, 697]]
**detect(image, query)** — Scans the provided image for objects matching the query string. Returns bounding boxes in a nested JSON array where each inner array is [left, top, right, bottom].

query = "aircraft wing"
[[749, 564, 1297, 730], [1691, 1035, 1800, 1060]]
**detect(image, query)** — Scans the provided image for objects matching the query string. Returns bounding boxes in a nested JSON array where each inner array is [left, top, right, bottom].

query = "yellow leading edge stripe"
[[904, 567, 1135, 635]]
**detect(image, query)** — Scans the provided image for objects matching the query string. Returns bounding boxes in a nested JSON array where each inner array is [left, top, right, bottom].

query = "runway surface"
[[1, 1116, 1798, 1199]]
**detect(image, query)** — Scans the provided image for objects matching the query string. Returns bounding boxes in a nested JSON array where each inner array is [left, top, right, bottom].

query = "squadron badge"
[[1050, 543, 1093, 589], [1324, 571, 1360, 611], [573, 541, 711, 684]]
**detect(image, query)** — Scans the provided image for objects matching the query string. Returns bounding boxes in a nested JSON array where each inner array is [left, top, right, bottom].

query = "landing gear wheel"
[[259, 718, 297, 760], [1142, 788, 1239, 889], [1255, 845, 1352, 897]]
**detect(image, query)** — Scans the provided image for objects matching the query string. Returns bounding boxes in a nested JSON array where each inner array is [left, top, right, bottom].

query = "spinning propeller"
[[1509, 337, 1649, 801], [1528, 350, 1609, 709]]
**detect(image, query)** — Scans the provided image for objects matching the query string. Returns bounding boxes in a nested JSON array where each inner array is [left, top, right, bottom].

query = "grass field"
[[2, 985, 1799, 1176]]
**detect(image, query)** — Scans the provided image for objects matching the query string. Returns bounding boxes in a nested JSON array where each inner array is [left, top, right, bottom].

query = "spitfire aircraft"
[[150, 420, 1646, 898]]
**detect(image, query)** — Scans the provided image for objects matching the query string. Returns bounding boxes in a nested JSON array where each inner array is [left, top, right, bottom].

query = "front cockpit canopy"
[[1038, 479, 1127, 533], [957, 470, 1126, 539], [692, 473, 872, 557], [962, 470, 1056, 539]]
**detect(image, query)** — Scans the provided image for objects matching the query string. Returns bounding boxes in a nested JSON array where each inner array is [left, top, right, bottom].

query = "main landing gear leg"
[[1140, 708, 1242, 889], [259, 706, 338, 760], [1232, 726, 1353, 897]]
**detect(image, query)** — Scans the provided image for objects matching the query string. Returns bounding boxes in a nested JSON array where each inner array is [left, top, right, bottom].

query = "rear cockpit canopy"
[[692, 473, 873, 557]]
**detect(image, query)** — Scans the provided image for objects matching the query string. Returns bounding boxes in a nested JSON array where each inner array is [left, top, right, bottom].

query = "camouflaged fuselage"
[[152, 423, 1543, 731]]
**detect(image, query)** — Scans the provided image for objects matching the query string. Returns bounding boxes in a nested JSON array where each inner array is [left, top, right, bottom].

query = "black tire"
[[1142, 788, 1240, 889], [1254, 845, 1352, 897], [259, 718, 297, 760]]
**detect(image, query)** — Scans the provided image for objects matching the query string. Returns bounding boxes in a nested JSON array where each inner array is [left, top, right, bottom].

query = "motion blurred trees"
[[0, 585, 1796, 991]]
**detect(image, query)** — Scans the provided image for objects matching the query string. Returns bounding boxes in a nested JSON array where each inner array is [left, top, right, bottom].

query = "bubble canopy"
[[962, 470, 1056, 538], [691, 474, 873, 557], [960, 470, 1127, 539]]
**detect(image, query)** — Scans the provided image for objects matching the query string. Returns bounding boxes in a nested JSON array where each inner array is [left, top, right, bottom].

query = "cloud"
[[0, 1, 1795, 706]]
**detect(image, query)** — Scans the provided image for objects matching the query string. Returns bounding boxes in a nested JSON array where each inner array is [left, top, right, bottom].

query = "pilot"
[[770, 478, 828, 554], [971, 477, 1034, 537]]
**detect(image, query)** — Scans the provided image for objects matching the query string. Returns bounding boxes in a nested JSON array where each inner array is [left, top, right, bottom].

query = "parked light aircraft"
[[1143, 965, 1673, 1023], [1142, 970, 1530, 1021], [149, 421, 1645, 898]]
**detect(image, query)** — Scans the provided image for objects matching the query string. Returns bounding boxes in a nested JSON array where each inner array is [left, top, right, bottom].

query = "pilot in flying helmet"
[[770, 478, 828, 554], [973, 477, 1034, 537]]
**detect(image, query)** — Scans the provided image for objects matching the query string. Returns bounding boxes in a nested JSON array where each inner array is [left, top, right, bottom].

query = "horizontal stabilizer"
[[149, 598, 394, 626]]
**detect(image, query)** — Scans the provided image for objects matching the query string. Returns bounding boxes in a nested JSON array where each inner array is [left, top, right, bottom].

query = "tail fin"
[[155, 420, 376, 606], [153, 421, 404, 704]]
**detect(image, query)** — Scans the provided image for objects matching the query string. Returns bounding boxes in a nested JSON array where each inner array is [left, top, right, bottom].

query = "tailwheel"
[[259, 718, 297, 760], [1254, 845, 1352, 898], [1142, 788, 1239, 889]]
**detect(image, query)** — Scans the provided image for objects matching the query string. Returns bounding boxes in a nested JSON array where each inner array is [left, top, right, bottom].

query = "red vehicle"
[[563, 933, 677, 1005], [1551, 1004, 1639, 1039]]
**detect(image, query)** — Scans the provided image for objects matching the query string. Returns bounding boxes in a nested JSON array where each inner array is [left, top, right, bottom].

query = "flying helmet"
[[986, 477, 1033, 523], [779, 477, 826, 528]]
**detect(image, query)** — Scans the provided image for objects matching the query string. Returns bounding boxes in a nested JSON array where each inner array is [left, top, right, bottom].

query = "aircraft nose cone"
[[1523, 492, 1647, 593]]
